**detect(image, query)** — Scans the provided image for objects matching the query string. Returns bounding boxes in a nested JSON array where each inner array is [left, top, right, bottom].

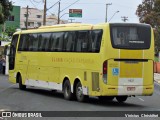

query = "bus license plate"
[[127, 87, 135, 91]]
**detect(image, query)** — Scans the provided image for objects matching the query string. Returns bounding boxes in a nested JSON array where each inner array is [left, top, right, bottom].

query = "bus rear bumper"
[[101, 85, 154, 96]]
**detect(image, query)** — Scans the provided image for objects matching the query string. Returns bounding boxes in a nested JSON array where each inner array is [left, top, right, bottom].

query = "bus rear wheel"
[[76, 82, 88, 102], [116, 96, 128, 103], [18, 75, 26, 90], [63, 80, 73, 100]]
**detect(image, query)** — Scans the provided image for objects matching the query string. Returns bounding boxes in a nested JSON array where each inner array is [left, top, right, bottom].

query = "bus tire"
[[76, 82, 88, 102], [63, 80, 73, 100], [116, 96, 128, 103], [98, 96, 114, 102], [18, 75, 26, 90]]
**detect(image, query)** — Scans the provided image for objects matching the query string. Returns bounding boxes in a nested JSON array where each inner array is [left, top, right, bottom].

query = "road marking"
[[0, 84, 16, 93], [138, 97, 145, 102]]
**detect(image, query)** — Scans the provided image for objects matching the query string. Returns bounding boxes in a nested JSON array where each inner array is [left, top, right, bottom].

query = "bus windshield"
[[110, 24, 151, 49]]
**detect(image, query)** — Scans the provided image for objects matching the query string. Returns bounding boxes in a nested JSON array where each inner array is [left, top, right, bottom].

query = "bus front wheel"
[[63, 80, 73, 100], [116, 96, 128, 103], [18, 75, 26, 90], [76, 82, 88, 102]]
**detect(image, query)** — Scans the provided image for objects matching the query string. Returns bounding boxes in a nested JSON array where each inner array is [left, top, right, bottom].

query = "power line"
[[32, 0, 42, 3], [29, 0, 39, 9], [108, 11, 119, 22], [60, 0, 80, 12], [47, 0, 61, 11], [60, 3, 105, 5]]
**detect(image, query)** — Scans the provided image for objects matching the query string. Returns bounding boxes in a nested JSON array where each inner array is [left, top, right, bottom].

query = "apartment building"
[[20, 7, 67, 29]]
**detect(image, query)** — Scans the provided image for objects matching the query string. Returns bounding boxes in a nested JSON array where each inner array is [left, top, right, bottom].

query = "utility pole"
[[43, 0, 46, 25], [26, 5, 29, 30], [121, 16, 128, 22], [105, 3, 112, 22], [57, 1, 61, 24]]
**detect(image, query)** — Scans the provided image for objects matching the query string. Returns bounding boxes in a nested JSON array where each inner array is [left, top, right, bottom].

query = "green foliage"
[[0, 32, 11, 41], [0, 0, 13, 24], [155, 56, 159, 62], [136, 0, 160, 54], [5, 26, 16, 37]]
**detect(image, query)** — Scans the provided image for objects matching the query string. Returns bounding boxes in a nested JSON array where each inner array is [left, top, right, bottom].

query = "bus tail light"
[[103, 60, 108, 84]]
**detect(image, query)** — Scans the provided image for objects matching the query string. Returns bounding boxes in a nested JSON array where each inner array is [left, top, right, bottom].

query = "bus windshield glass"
[[110, 24, 151, 49]]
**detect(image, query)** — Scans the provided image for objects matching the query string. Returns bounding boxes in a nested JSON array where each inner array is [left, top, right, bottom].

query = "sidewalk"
[[154, 73, 160, 83]]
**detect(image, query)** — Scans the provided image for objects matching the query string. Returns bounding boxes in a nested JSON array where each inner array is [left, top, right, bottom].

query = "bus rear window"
[[110, 24, 151, 49]]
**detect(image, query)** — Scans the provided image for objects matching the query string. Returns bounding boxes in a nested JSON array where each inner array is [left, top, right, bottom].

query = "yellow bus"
[[8, 23, 154, 103]]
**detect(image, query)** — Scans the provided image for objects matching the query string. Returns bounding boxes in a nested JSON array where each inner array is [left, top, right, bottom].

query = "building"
[[20, 7, 68, 29], [0, 6, 20, 32]]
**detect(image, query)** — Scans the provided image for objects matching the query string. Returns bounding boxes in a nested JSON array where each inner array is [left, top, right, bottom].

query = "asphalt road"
[[0, 74, 160, 120]]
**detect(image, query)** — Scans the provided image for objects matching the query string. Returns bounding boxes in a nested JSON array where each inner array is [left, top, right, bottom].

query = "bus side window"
[[31, 34, 38, 51], [91, 30, 102, 53], [28, 34, 34, 51], [18, 34, 29, 51], [51, 33, 59, 52], [18, 35, 24, 51], [66, 32, 74, 52], [57, 32, 64, 52], [76, 31, 90, 52], [49, 33, 53, 51], [43, 33, 51, 51], [38, 34, 46, 51], [63, 32, 69, 52]]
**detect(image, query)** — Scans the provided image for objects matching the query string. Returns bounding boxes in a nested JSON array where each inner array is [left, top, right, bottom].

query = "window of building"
[[28, 22, 34, 27], [8, 16, 14, 21], [37, 22, 41, 27], [37, 15, 42, 18]]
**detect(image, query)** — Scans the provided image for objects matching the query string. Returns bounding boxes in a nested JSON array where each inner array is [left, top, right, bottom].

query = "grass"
[[155, 56, 159, 62]]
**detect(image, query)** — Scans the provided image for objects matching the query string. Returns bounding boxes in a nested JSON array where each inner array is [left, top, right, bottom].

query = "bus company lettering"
[[52, 57, 94, 64]]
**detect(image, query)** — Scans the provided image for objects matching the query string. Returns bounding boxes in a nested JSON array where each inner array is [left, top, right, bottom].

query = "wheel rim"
[[77, 86, 83, 100]]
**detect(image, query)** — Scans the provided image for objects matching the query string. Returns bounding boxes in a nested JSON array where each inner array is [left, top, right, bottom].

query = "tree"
[[136, 0, 160, 54], [5, 26, 16, 37], [0, 0, 13, 24], [0, 32, 11, 41]]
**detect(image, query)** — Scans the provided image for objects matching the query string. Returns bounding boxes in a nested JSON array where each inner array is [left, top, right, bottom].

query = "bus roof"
[[38, 23, 93, 29]]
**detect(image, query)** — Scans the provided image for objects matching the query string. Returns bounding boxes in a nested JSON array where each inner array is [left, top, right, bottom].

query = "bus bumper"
[[101, 85, 154, 96]]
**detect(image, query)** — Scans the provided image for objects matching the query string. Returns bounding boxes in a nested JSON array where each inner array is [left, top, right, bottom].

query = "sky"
[[11, 0, 143, 24]]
